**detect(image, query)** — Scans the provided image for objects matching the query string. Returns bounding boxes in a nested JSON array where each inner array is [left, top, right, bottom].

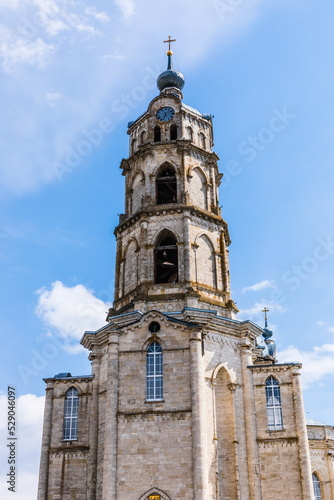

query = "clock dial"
[[156, 107, 175, 122]]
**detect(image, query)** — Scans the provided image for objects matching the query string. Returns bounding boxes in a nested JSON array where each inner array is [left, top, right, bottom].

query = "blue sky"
[[1, 1, 334, 498]]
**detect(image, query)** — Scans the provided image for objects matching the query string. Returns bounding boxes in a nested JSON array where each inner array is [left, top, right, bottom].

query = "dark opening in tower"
[[154, 125, 161, 142], [170, 124, 177, 140], [155, 235, 178, 284], [156, 165, 177, 204]]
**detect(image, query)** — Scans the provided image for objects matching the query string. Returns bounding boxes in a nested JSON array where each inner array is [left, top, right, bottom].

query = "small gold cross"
[[163, 36, 176, 52], [262, 307, 269, 322]]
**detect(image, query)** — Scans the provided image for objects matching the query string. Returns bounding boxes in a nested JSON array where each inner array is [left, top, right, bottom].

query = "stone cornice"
[[114, 204, 230, 243], [119, 140, 220, 170]]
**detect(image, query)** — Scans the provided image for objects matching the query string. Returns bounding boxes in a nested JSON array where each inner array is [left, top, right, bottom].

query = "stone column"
[[190, 330, 207, 500], [102, 333, 120, 500], [327, 453, 334, 499], [88, 352, 102, 500], [240, 342, 261, 500], [37, 382, 54, 500], [228, 383, 241, 500], [292, 371, 313, 499]]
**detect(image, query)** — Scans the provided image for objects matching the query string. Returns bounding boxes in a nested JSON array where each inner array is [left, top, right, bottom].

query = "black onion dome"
[[157, 52, 185, 91]]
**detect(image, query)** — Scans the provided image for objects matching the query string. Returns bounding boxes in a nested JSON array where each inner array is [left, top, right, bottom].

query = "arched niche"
[[191, 167, 208, 210], [156, 163, 177, 205], [154, 230, 178, 284], [123, 238, 139, 295], [194, 234, 217, 288], [131, 171, 145, 214], [185, 125, 193, 141], [198, 132, 206, 150]]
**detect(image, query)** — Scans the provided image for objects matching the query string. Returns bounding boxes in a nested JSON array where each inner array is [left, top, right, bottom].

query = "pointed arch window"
[[156, 165, 177, 204], [312, 473, 322, 500], [170, 124, 177, 140], [154, 125, 161, 142], [63, 387, 78, 440], [146, 341, 163, 401], [155, 235, 178, 284], [265, 376, 283, 430]]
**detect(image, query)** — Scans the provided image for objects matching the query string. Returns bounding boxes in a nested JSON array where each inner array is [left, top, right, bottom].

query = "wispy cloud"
[[0, 27, 54, 73], [242, 280, 275, 293], [280, 343, 334, 388], [114, 0, 135, 22]]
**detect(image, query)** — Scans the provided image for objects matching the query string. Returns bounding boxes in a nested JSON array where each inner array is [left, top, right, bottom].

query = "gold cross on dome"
[[262, 307, 269, 322], [163, 36, 176, 51]]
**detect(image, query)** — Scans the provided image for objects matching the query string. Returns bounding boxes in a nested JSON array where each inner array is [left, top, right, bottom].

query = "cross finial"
[[163, 35, 176, 53], [262, 307, 269, 327]]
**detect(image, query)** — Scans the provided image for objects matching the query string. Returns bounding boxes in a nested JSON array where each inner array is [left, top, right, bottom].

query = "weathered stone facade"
[[38, 50, 334, 500]]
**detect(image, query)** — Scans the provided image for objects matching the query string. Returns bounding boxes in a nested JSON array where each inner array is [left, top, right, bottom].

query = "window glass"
[[146, 341, 163, 401], [63, 387, 79, 440]]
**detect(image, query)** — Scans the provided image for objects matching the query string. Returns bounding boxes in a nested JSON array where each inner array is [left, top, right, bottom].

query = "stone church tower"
[[37, 43, 334, 500]]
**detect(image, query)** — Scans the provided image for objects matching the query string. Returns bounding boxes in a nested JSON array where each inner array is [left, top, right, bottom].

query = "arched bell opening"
[[156, 165, 177, 204], [154, 234, 178, 284]]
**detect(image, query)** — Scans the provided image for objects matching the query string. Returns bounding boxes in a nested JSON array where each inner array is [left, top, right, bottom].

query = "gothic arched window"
[[156, 165, 177, 204], [312, 473, 322, 500], [146, 341, 163, 401], [154, 125, 161, 142], [155, 234, 178, 284], [63, 387, 79, 440], [170, 124, 177, 140], [265, 376, 283, 430]]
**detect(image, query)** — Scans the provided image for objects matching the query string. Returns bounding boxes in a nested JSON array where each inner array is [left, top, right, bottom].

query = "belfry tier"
[[109, 56, 236, 320]]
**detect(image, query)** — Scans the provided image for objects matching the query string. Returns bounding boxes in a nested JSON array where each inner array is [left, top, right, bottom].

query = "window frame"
[[146, 341, 163, 401], [312, 473, 322, 500], [265, 376, 283, 431], [63, 387, 79, 441]]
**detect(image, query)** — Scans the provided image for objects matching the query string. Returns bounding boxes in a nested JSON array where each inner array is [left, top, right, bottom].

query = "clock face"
[[156, 107, 175, 122]]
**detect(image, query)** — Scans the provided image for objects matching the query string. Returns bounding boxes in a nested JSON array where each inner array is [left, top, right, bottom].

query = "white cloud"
[[242, 280, 275, 293], [35, 281, 111, 351], [114, 0, 135, 22], [0, 393, 44, 500], [280, 343, 334, 389], [0, 27, 54, 73]]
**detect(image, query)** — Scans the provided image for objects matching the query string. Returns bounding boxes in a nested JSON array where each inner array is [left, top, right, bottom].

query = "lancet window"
[[63, 387, 79, 440], [146, 341, 163, 401], [265, 376, 283, 430]]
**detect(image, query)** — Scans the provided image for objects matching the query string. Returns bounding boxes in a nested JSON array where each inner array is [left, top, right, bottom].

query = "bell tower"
[[109, 42, 236, 320]]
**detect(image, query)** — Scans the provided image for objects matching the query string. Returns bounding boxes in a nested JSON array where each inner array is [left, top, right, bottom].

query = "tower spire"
[[157, 37, 185, 92]]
